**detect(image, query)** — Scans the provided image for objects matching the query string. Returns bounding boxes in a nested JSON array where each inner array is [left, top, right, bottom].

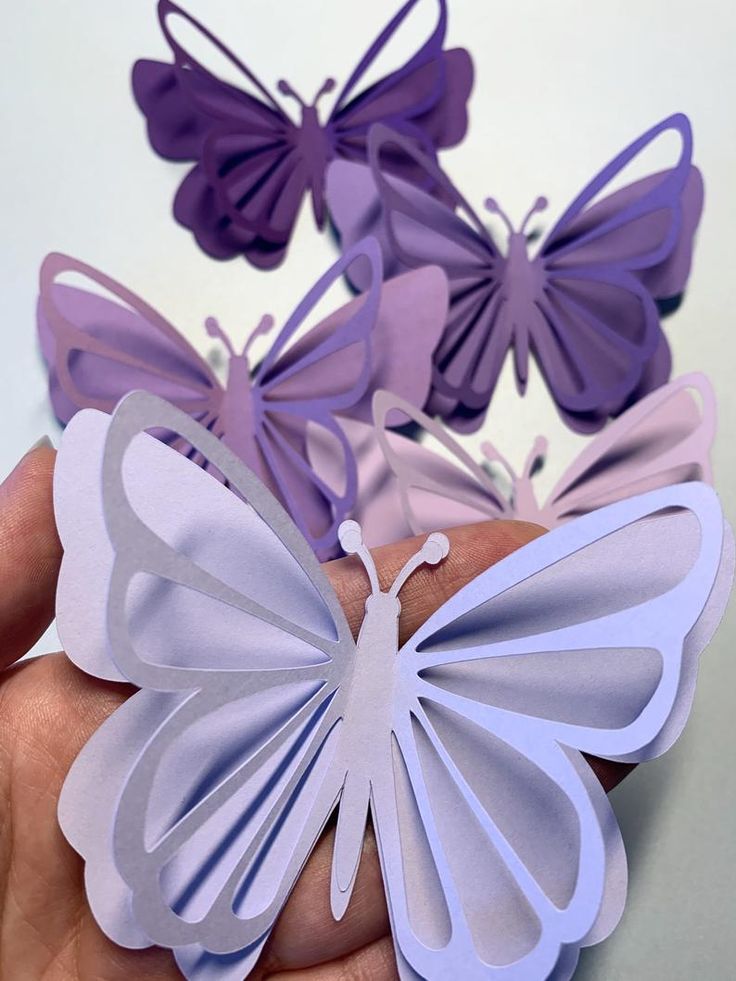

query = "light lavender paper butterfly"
[[309, 373, 716, 548], [38, 238, 448, 558], [327, 115, 704, 435], [56, 391, 732, 980]]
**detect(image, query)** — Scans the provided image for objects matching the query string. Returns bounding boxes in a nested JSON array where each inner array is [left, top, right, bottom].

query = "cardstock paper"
[[308, 373, 716, 548], [327, 116, 704, 434], [56, 392, 732, 980], [132, 0, 474, 268], [38, 238, 448, 559]]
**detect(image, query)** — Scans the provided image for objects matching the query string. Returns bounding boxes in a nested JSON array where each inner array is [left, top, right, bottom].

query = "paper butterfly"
[[38, 237, 448, 558], [328, 114, 704, 434], [132, 0, 474, 268], [56, 391, 732, 981], [309, 373, 716, 548]]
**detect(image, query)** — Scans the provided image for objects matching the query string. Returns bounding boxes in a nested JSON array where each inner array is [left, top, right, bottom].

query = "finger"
[[326, 518, 546, 645], [266, 935, 399, 981], [0, 439, 62, 669]]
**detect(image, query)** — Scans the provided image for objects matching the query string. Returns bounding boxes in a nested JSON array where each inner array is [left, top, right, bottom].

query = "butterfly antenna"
[[481, 440, 518, 484], [484, 197, 514, 236], [277, 79, 306, 109], [204, 316, 236, 358], [522, 435, 548, 480], [520, 196, 549, 235], [313, 77, 336, 107], [338, 521, 380, 596], [243, 314, 276, 358], [389, 533, 450, 599]]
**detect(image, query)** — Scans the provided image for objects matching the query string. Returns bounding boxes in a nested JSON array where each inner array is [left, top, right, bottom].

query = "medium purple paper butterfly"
[[56, 392, 732, 981], [328, 114, 704, 434], [132, 0, 474, 268], [38, 238, 449, 558], [309, 373, 717, 548]]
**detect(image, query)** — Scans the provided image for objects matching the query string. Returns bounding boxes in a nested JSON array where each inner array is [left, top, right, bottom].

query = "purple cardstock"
[[309, 373, 717, 549], [56, 392, 732, 980], [38, 238, 448, 559], [327, 115, 704, 435], [132, 0, 474, 268]]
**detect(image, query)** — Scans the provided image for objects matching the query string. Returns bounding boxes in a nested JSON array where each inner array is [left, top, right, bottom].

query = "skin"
[[0, 444, 632, 981]]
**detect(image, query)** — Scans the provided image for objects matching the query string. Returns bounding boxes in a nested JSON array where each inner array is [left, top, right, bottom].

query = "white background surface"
[[1, 1, 735, 978]]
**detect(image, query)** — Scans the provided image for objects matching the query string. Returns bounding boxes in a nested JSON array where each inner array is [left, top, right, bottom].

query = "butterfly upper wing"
[[531, 114, 702, 429], [371, 483, 731, 977], [541, 373, 716, 526], [133, 1, 304, 267], [372, 390, 512, 537], [38, 253, 223, 431], [327, 0, 474, 166], [57, 393, 356, 962]]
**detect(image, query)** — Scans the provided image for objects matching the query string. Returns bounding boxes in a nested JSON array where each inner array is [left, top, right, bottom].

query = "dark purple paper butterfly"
[[132, 0, 474, 269], [37, 238, 449, 559], [328, 114, 704, 434]]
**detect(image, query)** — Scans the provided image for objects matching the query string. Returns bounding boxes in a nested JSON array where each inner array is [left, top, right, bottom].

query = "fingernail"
[[25, 435, 54, 458]]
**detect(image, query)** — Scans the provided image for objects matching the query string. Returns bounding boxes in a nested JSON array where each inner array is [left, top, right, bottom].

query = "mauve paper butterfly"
[[309, 373, 716, 548], [38, 237, 449, 558], [132, 0, 474, 268], [328, 114, 704, 434], [56, 392, 732, 980]]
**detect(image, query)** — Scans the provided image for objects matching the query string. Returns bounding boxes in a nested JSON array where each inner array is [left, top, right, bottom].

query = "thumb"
[[0, 438, 61, 670]]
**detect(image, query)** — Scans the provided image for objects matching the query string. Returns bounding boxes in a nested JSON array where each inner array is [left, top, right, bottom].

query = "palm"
[[0, 446, 629, 980]]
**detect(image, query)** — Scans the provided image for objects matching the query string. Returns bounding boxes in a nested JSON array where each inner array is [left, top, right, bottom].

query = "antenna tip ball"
[[535, 195, 548, 211], [324, 77, 336, 92], [338, 520, 364, 553], [424, 532, 450, 565], [277, 79, 290, 94], [484, 197, 499, 214], [204, 316, 219, 337]]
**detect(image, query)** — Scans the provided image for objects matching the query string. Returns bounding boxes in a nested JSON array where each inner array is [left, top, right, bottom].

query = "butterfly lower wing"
[[530, 263, 662, 426], [543, 373, 716, 525], [38, 253, 222, 425], [369, 698, 623, 978]]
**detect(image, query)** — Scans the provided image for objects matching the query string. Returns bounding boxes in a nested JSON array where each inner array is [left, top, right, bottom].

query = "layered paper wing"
[[327, 0, 473, 166], [330, 125, 507, 432], [251, 239, 447, 557], [38, 252, 222, 427], [533, 113, 703, 430], [375, 484, 732, 977], [57, 395, 357, 968], [541, 372, 716, 525], [133, 0, 302, 267]]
